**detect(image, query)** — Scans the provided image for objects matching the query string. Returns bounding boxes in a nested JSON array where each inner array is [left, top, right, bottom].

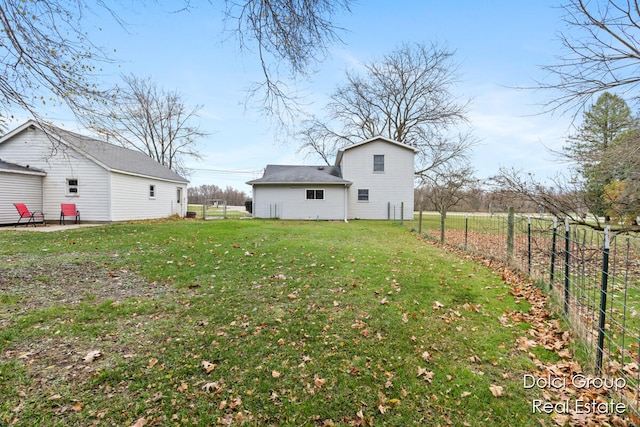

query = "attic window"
[[306, 189, 324, 200], [66, 178, 79, 196], [149, 184, 156, 199]]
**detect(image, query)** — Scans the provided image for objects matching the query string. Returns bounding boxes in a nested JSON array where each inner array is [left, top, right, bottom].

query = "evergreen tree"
[[564, 92, 637, 219]]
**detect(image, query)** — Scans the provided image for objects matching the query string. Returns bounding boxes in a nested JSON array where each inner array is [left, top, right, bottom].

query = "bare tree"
[[0, 0, 351, 122], [540, 0, 640, 114], [188, 184, 248, 205], [298, 42, 475, 177], [490, 167, 603, 226], [420, 163, 477, 243], [0, 1, 115, 120], [225, 0, 351, 119], [87, 75, 207, 176]]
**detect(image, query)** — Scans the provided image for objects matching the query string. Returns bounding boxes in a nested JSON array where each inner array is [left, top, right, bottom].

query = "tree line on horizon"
[[187, 185, 248, 206]]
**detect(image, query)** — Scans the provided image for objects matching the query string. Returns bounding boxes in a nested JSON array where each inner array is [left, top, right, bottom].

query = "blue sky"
[[21, 0, 575, 193]]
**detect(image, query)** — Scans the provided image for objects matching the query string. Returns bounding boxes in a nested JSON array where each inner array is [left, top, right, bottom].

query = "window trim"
[[305, 189, 325, 200], [66, 178, 79, 196], [373, 154, 385, 172], [358, 188, 369, 202]]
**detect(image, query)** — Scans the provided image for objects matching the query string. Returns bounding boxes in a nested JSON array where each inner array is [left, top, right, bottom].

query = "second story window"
[[373, 155, 385, 172]]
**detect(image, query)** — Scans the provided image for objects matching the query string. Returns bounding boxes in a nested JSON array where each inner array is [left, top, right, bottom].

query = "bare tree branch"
[[85, 75, 208, 177], [298, 42, 475, 175], [540, 0, 640, 115]]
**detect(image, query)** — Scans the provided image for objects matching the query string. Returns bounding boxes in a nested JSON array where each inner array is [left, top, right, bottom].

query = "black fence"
[[419, 212, 640, 412]]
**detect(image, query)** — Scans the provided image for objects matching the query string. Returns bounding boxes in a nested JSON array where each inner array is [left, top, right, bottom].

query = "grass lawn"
[[0, 219, 559, 426]]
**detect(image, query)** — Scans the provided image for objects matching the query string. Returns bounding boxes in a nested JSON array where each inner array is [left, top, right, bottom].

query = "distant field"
[[187, 204, 251, 219]]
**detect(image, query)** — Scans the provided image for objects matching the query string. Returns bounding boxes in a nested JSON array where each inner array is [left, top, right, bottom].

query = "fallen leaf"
[[147, 358, 158, 369], [131, 418, 147, 427], [272, 370, 281, 378], [314, 374, 326, 388], [71, 401, 83, 412], [421, 351, 431, 361], [380, 297, 388, 305], [83, 350, 102, 363], [177, 382, 188, 392], [489, 384, 503, 397], [203, 382, 223, 393], [557, 349, 572, 359], [401, 313, 409, 323], [202, 360, 217, 373], [551, 413, 569, 426], [433, 301, 444, 310], [461, 391, 472, 398]]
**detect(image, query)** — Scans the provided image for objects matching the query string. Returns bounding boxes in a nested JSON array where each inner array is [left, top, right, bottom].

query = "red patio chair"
[[60, 203, 80, 225], [13, 203, 45, 227]]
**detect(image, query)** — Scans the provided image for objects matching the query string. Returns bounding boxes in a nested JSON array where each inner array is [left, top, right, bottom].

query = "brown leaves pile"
[[502, 266, 633, 427], [424, 238, 636, 426]]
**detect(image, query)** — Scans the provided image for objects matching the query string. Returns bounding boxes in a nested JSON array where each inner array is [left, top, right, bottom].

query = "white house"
[[0, 120, 189, 225], [247, 136, 417, 220]]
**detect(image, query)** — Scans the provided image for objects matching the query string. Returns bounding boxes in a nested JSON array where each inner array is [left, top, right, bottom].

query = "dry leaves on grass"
[[422, 237, 637, 427], [489, 384, 503, 397]]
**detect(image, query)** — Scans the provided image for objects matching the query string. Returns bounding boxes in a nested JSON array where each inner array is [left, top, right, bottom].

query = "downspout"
[[343, 184, 349, 223]]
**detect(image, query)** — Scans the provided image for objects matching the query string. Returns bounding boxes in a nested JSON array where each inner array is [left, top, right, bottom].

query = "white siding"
[[0, 172, 43, 225], [0, 126, 188, 222], [0, 128, 111, 222], [110, 173, 187, 221], [340, 139, 415, 220], [253, 185, 347, 220]]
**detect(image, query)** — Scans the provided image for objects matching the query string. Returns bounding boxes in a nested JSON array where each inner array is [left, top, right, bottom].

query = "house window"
[[373, 155, 385, 172], [66, 178, 79, 196], [358, 189, 369, 201], [149, 185, 156, 199], [306, 189, 324, 200]]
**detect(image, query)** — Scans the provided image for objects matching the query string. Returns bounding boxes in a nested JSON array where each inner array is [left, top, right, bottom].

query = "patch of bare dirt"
[[0, 254, 176, 388], [0, 254, 174, 324]]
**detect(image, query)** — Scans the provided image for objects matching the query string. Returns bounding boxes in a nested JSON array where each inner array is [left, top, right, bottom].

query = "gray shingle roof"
[[247, 165, 351, 185], [41, 123, 188, 184], [0, 158, 46, 175]]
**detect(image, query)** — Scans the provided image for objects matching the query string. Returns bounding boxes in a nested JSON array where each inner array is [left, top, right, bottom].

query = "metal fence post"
[[550, 218, 557, 289], [527, 215, 531, 275], [507, 207, 514, 262], [464, 214, 469, 251], [564, 217, 570, 315], [596, 226, 611, 373]]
